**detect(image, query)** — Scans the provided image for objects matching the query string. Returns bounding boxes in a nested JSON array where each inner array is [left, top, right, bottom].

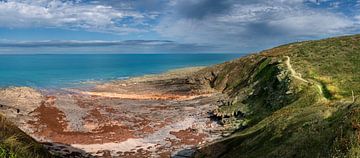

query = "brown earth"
[[0, 67, 225, 157]]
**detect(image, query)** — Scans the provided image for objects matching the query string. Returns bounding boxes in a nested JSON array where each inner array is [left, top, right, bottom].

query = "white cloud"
[[156, 0, 358, 52], [0, 0, 359, 53], [0, 0, 145, 33], [269, 11, 354, 36]]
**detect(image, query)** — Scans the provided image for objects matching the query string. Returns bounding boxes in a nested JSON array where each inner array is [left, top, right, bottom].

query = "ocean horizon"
[[0, 54, 243, 88]]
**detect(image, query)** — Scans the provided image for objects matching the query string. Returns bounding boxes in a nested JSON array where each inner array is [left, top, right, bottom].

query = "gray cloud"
[[0, 40, 219, 53], [156, 0, 360, 52], [0, 40, 174, 47], [0, 0, 360, 53], [175, 0, 233, 19], [0, 0, 147, 34]]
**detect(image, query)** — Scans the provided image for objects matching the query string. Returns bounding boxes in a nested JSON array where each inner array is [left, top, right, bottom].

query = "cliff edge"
[[193, 34, 360, 158]]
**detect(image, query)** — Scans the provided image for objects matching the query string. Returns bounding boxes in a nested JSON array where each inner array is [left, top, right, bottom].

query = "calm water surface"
[[0, 54, 243, 88]]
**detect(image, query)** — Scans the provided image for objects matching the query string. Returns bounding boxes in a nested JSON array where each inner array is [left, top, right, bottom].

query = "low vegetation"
[[0, 34, 359, 158], [193, 34, 360, 157], [0, 114, 52, 158]]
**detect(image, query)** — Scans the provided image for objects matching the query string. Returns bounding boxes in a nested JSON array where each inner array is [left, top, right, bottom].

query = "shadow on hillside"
[[42, 142, 96, 158]]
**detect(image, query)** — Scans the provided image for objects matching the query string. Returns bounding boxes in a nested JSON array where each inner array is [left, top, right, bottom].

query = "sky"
[[0, 0, 359, 54]]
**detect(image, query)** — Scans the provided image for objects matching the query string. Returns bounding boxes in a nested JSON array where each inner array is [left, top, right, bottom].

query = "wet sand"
[[0, 67, 225, 157]]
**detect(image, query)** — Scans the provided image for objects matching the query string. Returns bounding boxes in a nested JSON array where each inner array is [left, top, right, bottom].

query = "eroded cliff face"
[[1, 35, 360, 158], [190, 55, 302, 130], [193, 35, 360, 158]]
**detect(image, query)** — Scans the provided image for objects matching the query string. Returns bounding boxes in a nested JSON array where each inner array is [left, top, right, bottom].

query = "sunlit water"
[[0, 54, 243, 88]]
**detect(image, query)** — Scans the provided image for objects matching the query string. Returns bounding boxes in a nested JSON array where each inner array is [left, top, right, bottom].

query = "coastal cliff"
[[0, 34, 359, 157], [193, 34, 360, 157]]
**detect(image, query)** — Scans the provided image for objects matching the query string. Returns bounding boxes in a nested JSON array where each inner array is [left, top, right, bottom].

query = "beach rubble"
[[0, 67, 225, 157]]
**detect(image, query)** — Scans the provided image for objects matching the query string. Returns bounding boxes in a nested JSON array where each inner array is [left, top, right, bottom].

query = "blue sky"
[[0, 0, 359, 54]]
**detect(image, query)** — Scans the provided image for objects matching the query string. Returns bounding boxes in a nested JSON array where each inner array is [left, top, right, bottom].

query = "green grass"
[[262, 34, 360, 98], [0, 115, 53, 158], [194, 34, 360, 158], [0, 146, 16, 158]]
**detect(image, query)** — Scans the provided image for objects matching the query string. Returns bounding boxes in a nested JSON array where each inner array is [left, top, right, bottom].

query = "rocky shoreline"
[[2, 35, 360, 158], [0, 67, 226, 157]]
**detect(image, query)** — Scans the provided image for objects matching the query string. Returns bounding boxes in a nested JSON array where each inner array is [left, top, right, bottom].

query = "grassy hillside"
[[193, 35, 360, 157], [0, 114, 53, 158]]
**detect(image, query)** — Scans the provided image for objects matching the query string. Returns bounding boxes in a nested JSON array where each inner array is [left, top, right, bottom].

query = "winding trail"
[[284, 56, 329, 99], [284, 56, 309, 83]]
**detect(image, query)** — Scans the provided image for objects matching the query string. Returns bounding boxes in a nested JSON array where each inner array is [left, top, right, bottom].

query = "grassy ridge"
[[262, 35, 360, 98], [194, 34, 360, 157], [0, 114, 53, 158]]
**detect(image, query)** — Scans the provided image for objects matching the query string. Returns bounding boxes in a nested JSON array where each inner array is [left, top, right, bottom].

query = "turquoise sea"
[[0, 54, 243, 88]]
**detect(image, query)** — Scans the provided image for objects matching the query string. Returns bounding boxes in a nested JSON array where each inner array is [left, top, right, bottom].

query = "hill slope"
[[0, 114, 53, 158], [193, 35, 360, 157]]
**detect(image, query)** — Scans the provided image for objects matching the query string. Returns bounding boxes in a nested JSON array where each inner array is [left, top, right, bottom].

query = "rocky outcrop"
[[0, 87, 43, 114], [1, 34, 360, 158], [189, 55, 303, 131], [193, 35, 360, 158]]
